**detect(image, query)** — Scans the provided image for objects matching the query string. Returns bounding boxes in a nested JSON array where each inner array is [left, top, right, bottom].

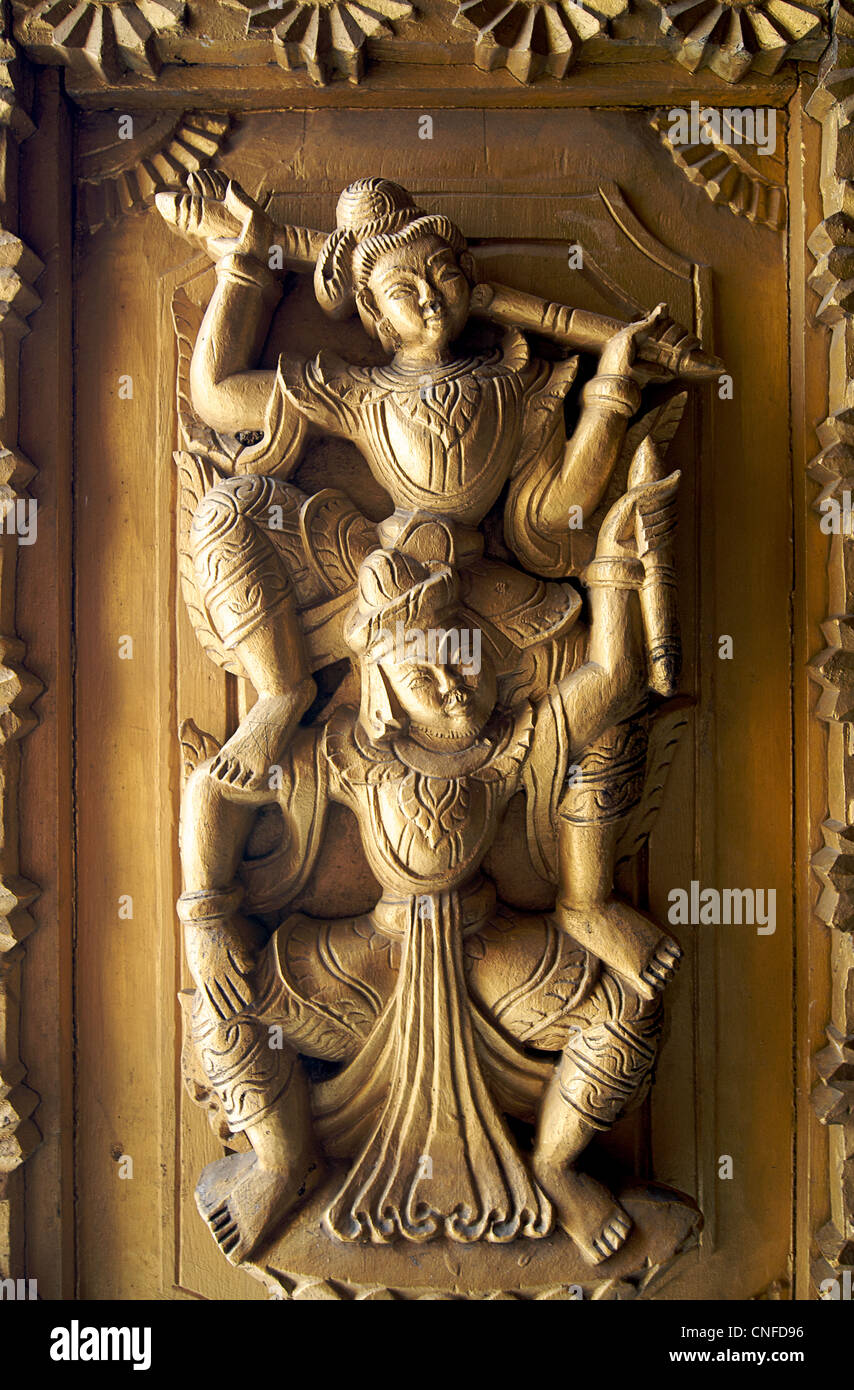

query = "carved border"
[[805, 0, 854, 1296], [0, 15, 43, 1279], [9, 0, 833, 94], [0, 0, 843, 1298]]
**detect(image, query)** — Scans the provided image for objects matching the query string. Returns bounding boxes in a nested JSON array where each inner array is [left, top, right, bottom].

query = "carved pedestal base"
[[245, 1176, 701, 1301]]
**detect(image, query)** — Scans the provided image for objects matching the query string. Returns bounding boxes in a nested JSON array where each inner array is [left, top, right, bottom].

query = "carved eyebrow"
[[426, 249, 457, 269], [379, 269, 417, 288]]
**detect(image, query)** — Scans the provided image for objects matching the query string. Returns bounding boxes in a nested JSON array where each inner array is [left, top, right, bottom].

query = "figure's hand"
[[155, 171, 275, 266], [595, 468, 681, 563], [185, 916, 265, 1021], [597, 301, 669, 379]]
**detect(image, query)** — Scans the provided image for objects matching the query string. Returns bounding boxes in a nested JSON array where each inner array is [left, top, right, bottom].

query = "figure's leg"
[[555, 717, 681, 999], [533, 970, 662, 1265], [179, 766, 322, 1262], [191, 476, 318, 788]]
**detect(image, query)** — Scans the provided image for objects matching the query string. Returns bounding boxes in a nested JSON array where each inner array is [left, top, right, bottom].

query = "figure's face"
[[381, 654, 497, 747], [361, 235, 471, 356]]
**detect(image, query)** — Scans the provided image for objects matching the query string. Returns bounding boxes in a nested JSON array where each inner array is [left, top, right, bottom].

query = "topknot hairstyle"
[[314, 178, 469, 322]]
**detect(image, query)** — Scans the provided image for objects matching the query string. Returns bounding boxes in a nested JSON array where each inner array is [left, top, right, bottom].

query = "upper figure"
[[157, 172, 716, 788]]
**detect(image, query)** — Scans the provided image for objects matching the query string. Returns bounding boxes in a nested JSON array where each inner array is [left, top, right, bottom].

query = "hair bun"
[[335, 179, 414, 232], [314, 178, 468, 324]]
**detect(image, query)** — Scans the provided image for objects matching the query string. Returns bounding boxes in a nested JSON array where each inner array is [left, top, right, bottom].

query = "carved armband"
[[584, 554, 644, 589], [582, 373, 642, 418], [177, 883, 245, 926], [216, 251, 282, 304]]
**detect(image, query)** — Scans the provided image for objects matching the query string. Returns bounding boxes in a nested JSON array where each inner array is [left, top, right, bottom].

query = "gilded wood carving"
[[155, 170, 721, 1293]]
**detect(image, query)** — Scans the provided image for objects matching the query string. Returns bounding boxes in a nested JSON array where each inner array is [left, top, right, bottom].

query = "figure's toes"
[[604, 1216, 631, 1249], [214, 1219, 238, 1247]]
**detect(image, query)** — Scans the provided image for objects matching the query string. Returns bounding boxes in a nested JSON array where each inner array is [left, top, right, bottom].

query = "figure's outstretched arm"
[[554, 467, 680, 752], [157, 173, 297, 436], [539, 304, 669, 538]]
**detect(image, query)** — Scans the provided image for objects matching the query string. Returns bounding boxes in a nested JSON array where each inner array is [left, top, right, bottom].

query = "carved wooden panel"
[[63, 106, 796, 1300]]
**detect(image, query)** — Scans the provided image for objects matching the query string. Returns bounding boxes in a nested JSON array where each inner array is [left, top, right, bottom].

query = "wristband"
[[177, 883, 245, 925], [216, 251, 281, 302], [584, 554, 644, 589], [583, 374, 641, 417]]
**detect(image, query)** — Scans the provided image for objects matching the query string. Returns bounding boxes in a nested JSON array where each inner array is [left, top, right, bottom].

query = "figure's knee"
[[179, 762, 261, 890], [181, 761, 238, 841], [556, 970, 663, 1127], [464, 909, 594, 1052]]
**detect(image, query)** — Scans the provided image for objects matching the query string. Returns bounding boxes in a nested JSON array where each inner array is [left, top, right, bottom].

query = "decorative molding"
[[805, 0, 854, 1300], [0, 19, 43, 1278], [13, 0, 184, 82], [656, 0, 828, 83], [222, 0, 414, 85], [650, 109, 786, 231], [78, 110, 230, 233], [452, 0, 630, 84]]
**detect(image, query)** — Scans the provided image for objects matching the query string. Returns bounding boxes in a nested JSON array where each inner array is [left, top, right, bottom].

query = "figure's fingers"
[[637, 502, 678, 532], [632, 301, 668, 335], [225, 179, 256, 222], [640, 968, 666, 992], [226, 948, 252, 981], [155, 190, 181, 225], [644, 962, 670, 985], [658, 939, 683, 961], [224, 973, 250, 1010], [188, 169, 228, 200], [631, 470, 682, 513]]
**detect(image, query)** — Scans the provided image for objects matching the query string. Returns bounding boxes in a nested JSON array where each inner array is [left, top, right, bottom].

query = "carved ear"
[[355, 287, 381, 337], [360, 660, 406, 744], [459, 250, 476, 285]]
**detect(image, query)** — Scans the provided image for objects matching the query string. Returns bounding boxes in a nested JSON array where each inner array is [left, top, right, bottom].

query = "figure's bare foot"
[[195, 1149, 322, 1265], [210, 681, 315, 790], [533, 1156, 632, 1264], [557, 899, 682, 1003]]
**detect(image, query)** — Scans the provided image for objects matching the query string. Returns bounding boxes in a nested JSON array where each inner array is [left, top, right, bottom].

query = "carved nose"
[[419, 285, 441, 312]]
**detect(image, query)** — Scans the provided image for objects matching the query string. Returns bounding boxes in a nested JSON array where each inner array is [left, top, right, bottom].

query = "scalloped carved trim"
[[78, 110, 230, 233], [650, 108, 786, 230], [14, 0, 184, 82], [452, 0, 630, 85], [222, 0, 414, 86], [655, 0, 828, 83]]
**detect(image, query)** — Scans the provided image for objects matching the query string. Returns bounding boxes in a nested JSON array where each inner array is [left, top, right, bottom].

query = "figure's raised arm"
[[552, 465, 681, 751], [157, 172, 298, 436], [539, 303, 669, 536]]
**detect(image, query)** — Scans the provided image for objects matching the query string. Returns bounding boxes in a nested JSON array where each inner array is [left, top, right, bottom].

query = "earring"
[[378, 317, 402, 351]]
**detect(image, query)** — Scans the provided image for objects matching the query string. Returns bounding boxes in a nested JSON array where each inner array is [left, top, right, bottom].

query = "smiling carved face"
[[359, 235, 472, 360], [380, 654, 497, 749]]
